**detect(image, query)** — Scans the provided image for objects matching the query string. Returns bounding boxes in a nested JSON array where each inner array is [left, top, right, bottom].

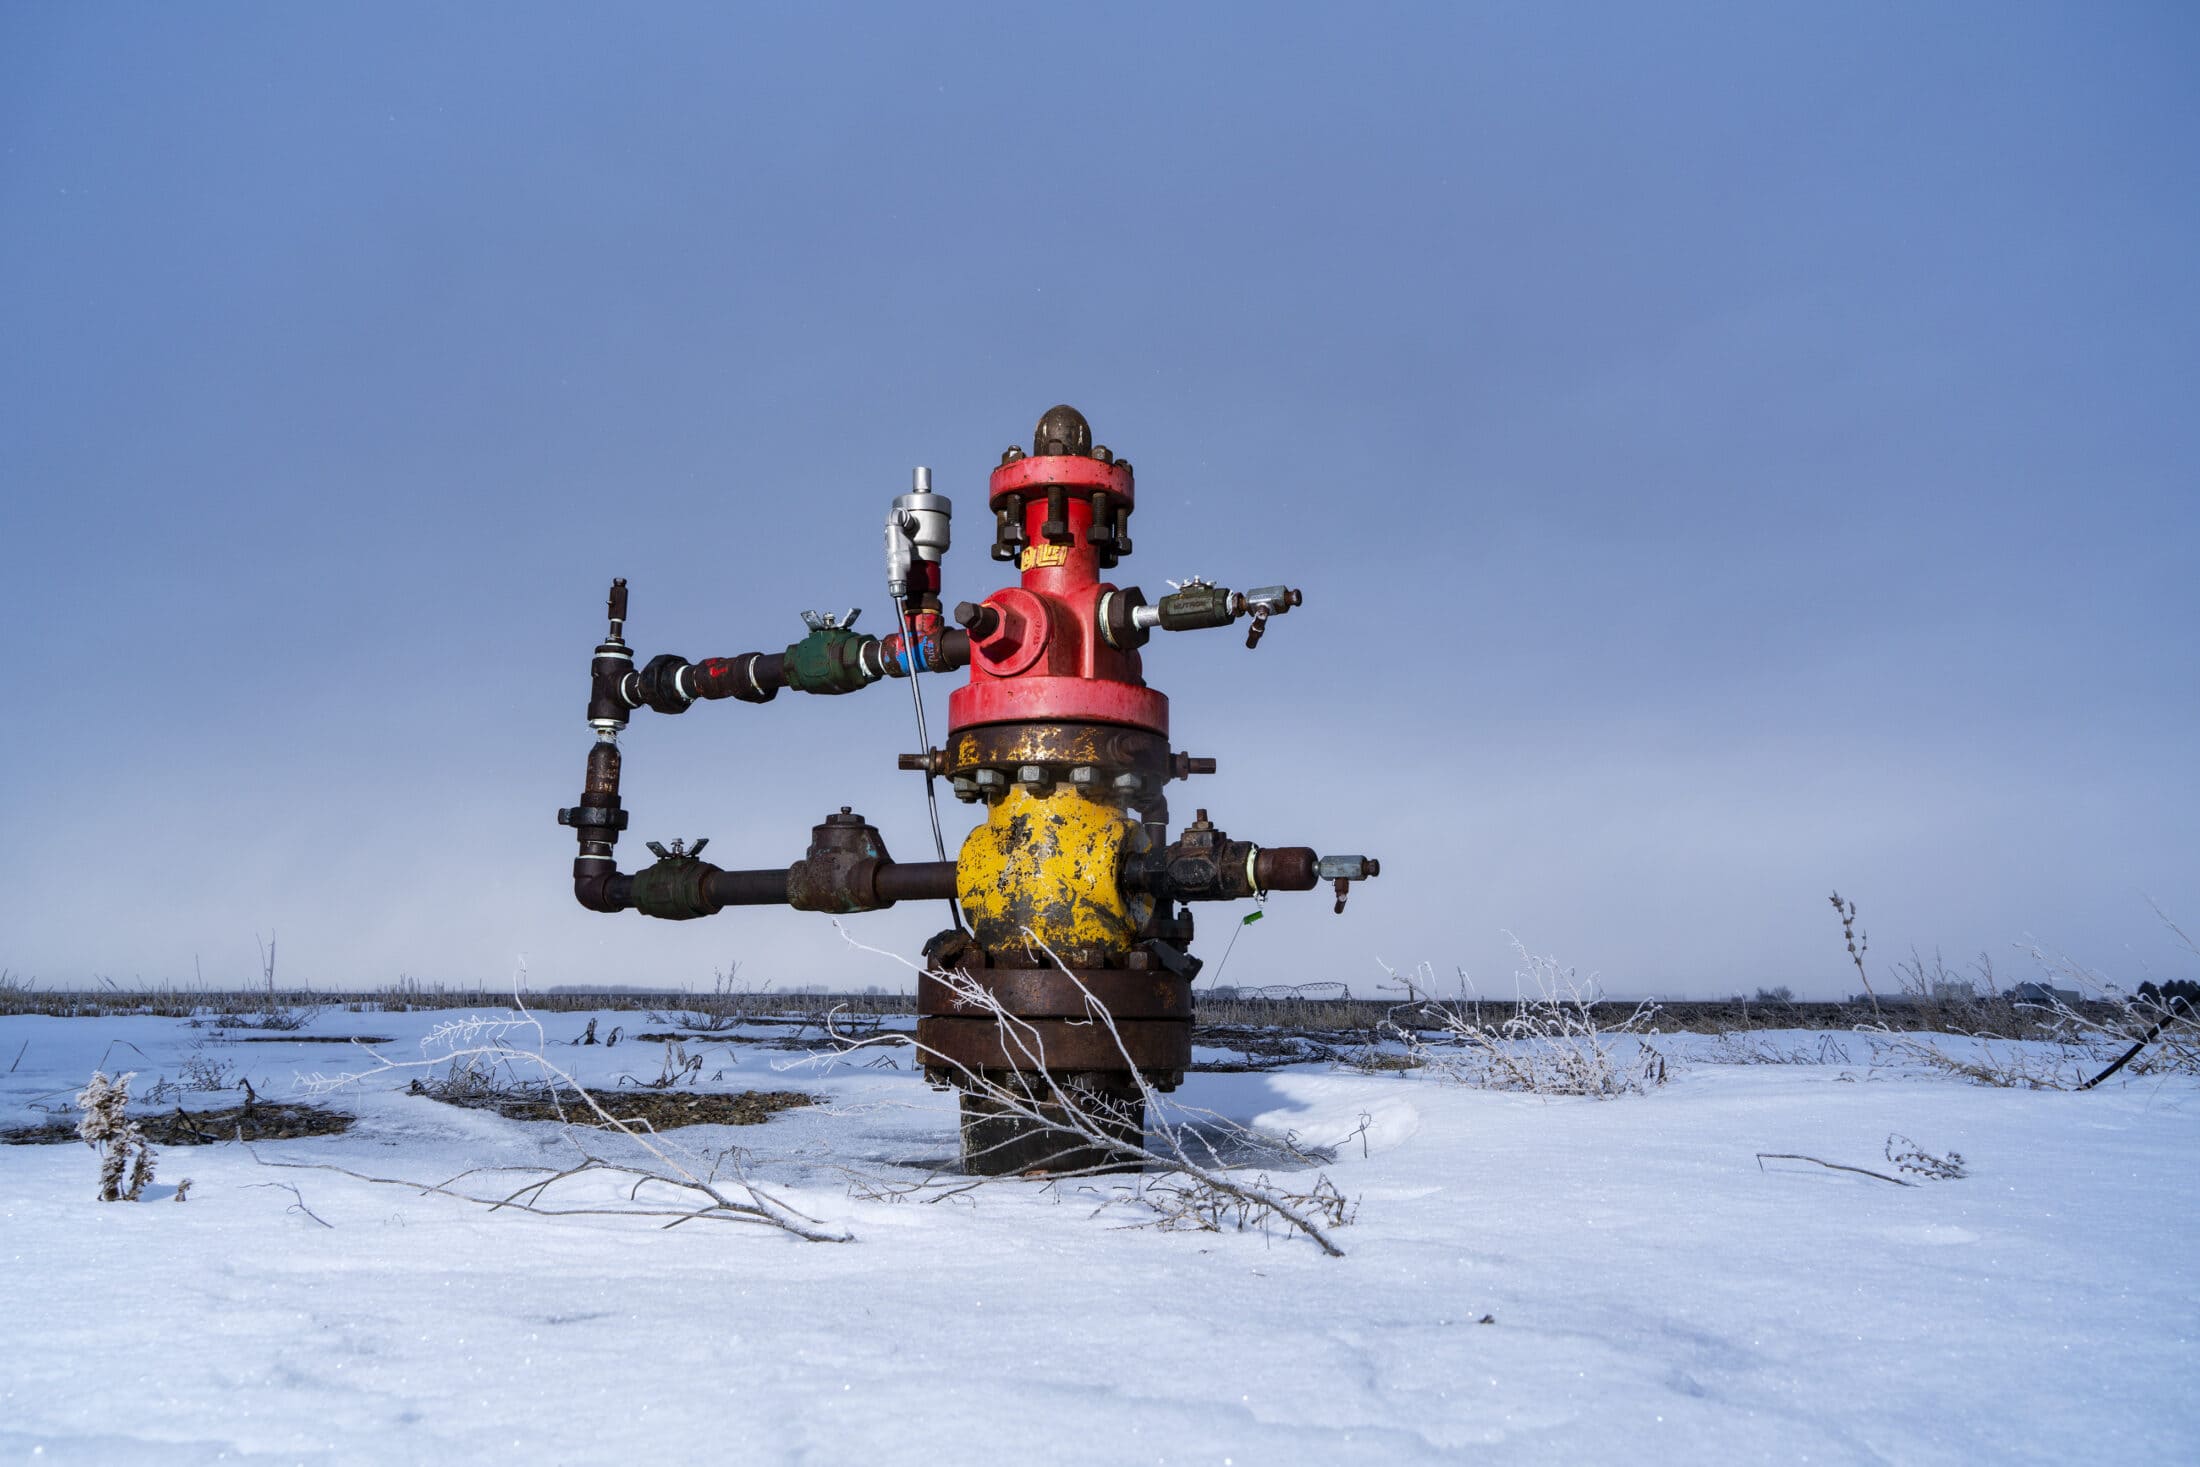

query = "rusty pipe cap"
[[1033, 404, 1093, 458]]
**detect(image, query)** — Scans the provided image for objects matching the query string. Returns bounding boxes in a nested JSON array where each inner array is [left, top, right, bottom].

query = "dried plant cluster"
[[1819, 893, 2200, 1090], [1372, 953, 1672, 1098], [74, 1070, 159, 1202], [292, 1014, 849, 1241]]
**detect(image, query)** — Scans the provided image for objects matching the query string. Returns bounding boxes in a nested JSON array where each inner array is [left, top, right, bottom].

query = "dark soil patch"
[[219, 1035, 392, 1045], [0, 1102, 355, 1146], [423, 1088, 815, 1130]]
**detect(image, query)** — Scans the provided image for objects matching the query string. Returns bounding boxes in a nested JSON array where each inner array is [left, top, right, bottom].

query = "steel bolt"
[[973, 768, 1006, 789], [1069, 766, 1098, 785], [1113, 772, 1143, 793]]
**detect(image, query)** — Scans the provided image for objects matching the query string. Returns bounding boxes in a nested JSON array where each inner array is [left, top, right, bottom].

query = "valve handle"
[[645, 837, 709, 860]]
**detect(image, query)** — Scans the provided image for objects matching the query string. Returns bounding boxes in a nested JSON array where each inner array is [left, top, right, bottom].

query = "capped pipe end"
[[1033, 404, 1092, 458]]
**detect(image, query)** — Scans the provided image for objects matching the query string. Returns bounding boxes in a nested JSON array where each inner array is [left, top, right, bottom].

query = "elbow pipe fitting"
[[572, 861, 633, 913]]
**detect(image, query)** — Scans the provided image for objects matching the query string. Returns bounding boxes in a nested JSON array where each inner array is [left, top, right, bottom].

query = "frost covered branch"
[[289, 999, 847, 1242]]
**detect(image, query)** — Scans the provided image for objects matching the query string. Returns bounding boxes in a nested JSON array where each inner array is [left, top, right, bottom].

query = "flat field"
[[1, 1005, 2193, 1465]]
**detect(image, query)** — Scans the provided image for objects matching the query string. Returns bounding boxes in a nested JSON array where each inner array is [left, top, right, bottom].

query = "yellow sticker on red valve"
[[1018, 544, 1070, 571]]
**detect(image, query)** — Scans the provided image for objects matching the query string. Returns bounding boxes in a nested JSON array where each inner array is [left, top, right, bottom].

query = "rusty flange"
[[917, 967, 1191, 1020], [916, 1013, 1191, 1080], [942, 720, 1170, 783]]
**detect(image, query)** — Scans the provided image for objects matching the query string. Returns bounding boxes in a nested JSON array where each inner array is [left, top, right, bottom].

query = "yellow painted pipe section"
[[956, 783, 1149, 956]]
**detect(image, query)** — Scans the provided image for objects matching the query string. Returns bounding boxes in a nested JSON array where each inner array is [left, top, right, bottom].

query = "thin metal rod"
[[896, 598, 963, 930]]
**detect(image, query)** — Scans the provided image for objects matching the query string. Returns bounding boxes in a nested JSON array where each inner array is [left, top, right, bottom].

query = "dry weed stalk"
[[1829, 892, 1883, 1018], [75, 1070, 157, 1201]]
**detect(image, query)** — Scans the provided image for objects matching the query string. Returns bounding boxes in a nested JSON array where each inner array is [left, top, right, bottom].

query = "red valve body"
[[946, 454, 1167, 736]]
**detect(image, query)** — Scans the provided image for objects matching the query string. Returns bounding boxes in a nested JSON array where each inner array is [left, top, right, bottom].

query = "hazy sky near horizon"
[[3, 3, 2194, 998]]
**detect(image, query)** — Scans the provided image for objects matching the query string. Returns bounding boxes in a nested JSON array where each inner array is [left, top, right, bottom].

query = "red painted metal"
[[947, 488, 1167, 736], [987, 453, 1134, 510]]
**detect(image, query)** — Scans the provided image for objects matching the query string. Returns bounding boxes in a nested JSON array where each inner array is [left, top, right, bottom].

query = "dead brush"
[[825, 926, 1362, 1257], [294, 1010, 848, 1241], [1885, 1133, 1966, 1181], [626, 1040, 705, 1089], [1835, 895, 2200, 1089], [1704, 1032, 1854, 1067], [142, 1050, 240, 1103], [1861, 1030, 2098, 1090], [663, 963, 763, 1034], [75, 1070, 158, 1201], [0, 969, 37, 1018], [1376, 950, 1671, 1097], [1130, 1171, 1357, 1237]]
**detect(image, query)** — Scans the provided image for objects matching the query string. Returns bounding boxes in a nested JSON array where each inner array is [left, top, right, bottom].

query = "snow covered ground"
[[1, 1008, 2193, 1465]]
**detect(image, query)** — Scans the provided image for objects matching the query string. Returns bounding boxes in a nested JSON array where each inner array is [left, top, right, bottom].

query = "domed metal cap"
[[1032, 404, 1092, 458]]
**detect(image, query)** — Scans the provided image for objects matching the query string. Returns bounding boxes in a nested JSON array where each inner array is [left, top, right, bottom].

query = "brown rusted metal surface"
[[916, 1014, 1192, 1079], [959, 1085, 1144, 1176], [917, 967, 1191, 1020], [785, 807, 888, 913], [941, 720, 1169, 783], [871, 860, 959, 904], [1253, 846, 1319, 891]]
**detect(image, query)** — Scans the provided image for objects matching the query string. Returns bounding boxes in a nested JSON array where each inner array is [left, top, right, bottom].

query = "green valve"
[[783, 626, 876, 695]]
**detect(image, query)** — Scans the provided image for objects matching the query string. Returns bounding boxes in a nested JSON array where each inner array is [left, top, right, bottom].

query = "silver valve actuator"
[[886, 466, 952, 599]]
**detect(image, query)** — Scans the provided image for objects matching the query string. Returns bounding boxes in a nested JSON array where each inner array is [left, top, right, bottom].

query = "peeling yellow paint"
[[957, 783, 1148, 955]]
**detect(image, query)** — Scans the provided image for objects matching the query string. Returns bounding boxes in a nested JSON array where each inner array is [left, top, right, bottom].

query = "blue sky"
[[3, 3, 2194, 996]]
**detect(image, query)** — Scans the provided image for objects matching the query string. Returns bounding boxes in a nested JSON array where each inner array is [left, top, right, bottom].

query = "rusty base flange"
[[917, 1013, 1190, 1086]]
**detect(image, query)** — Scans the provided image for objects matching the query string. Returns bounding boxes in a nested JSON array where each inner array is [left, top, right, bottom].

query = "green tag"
[[1241, 910, 1264, 926]]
